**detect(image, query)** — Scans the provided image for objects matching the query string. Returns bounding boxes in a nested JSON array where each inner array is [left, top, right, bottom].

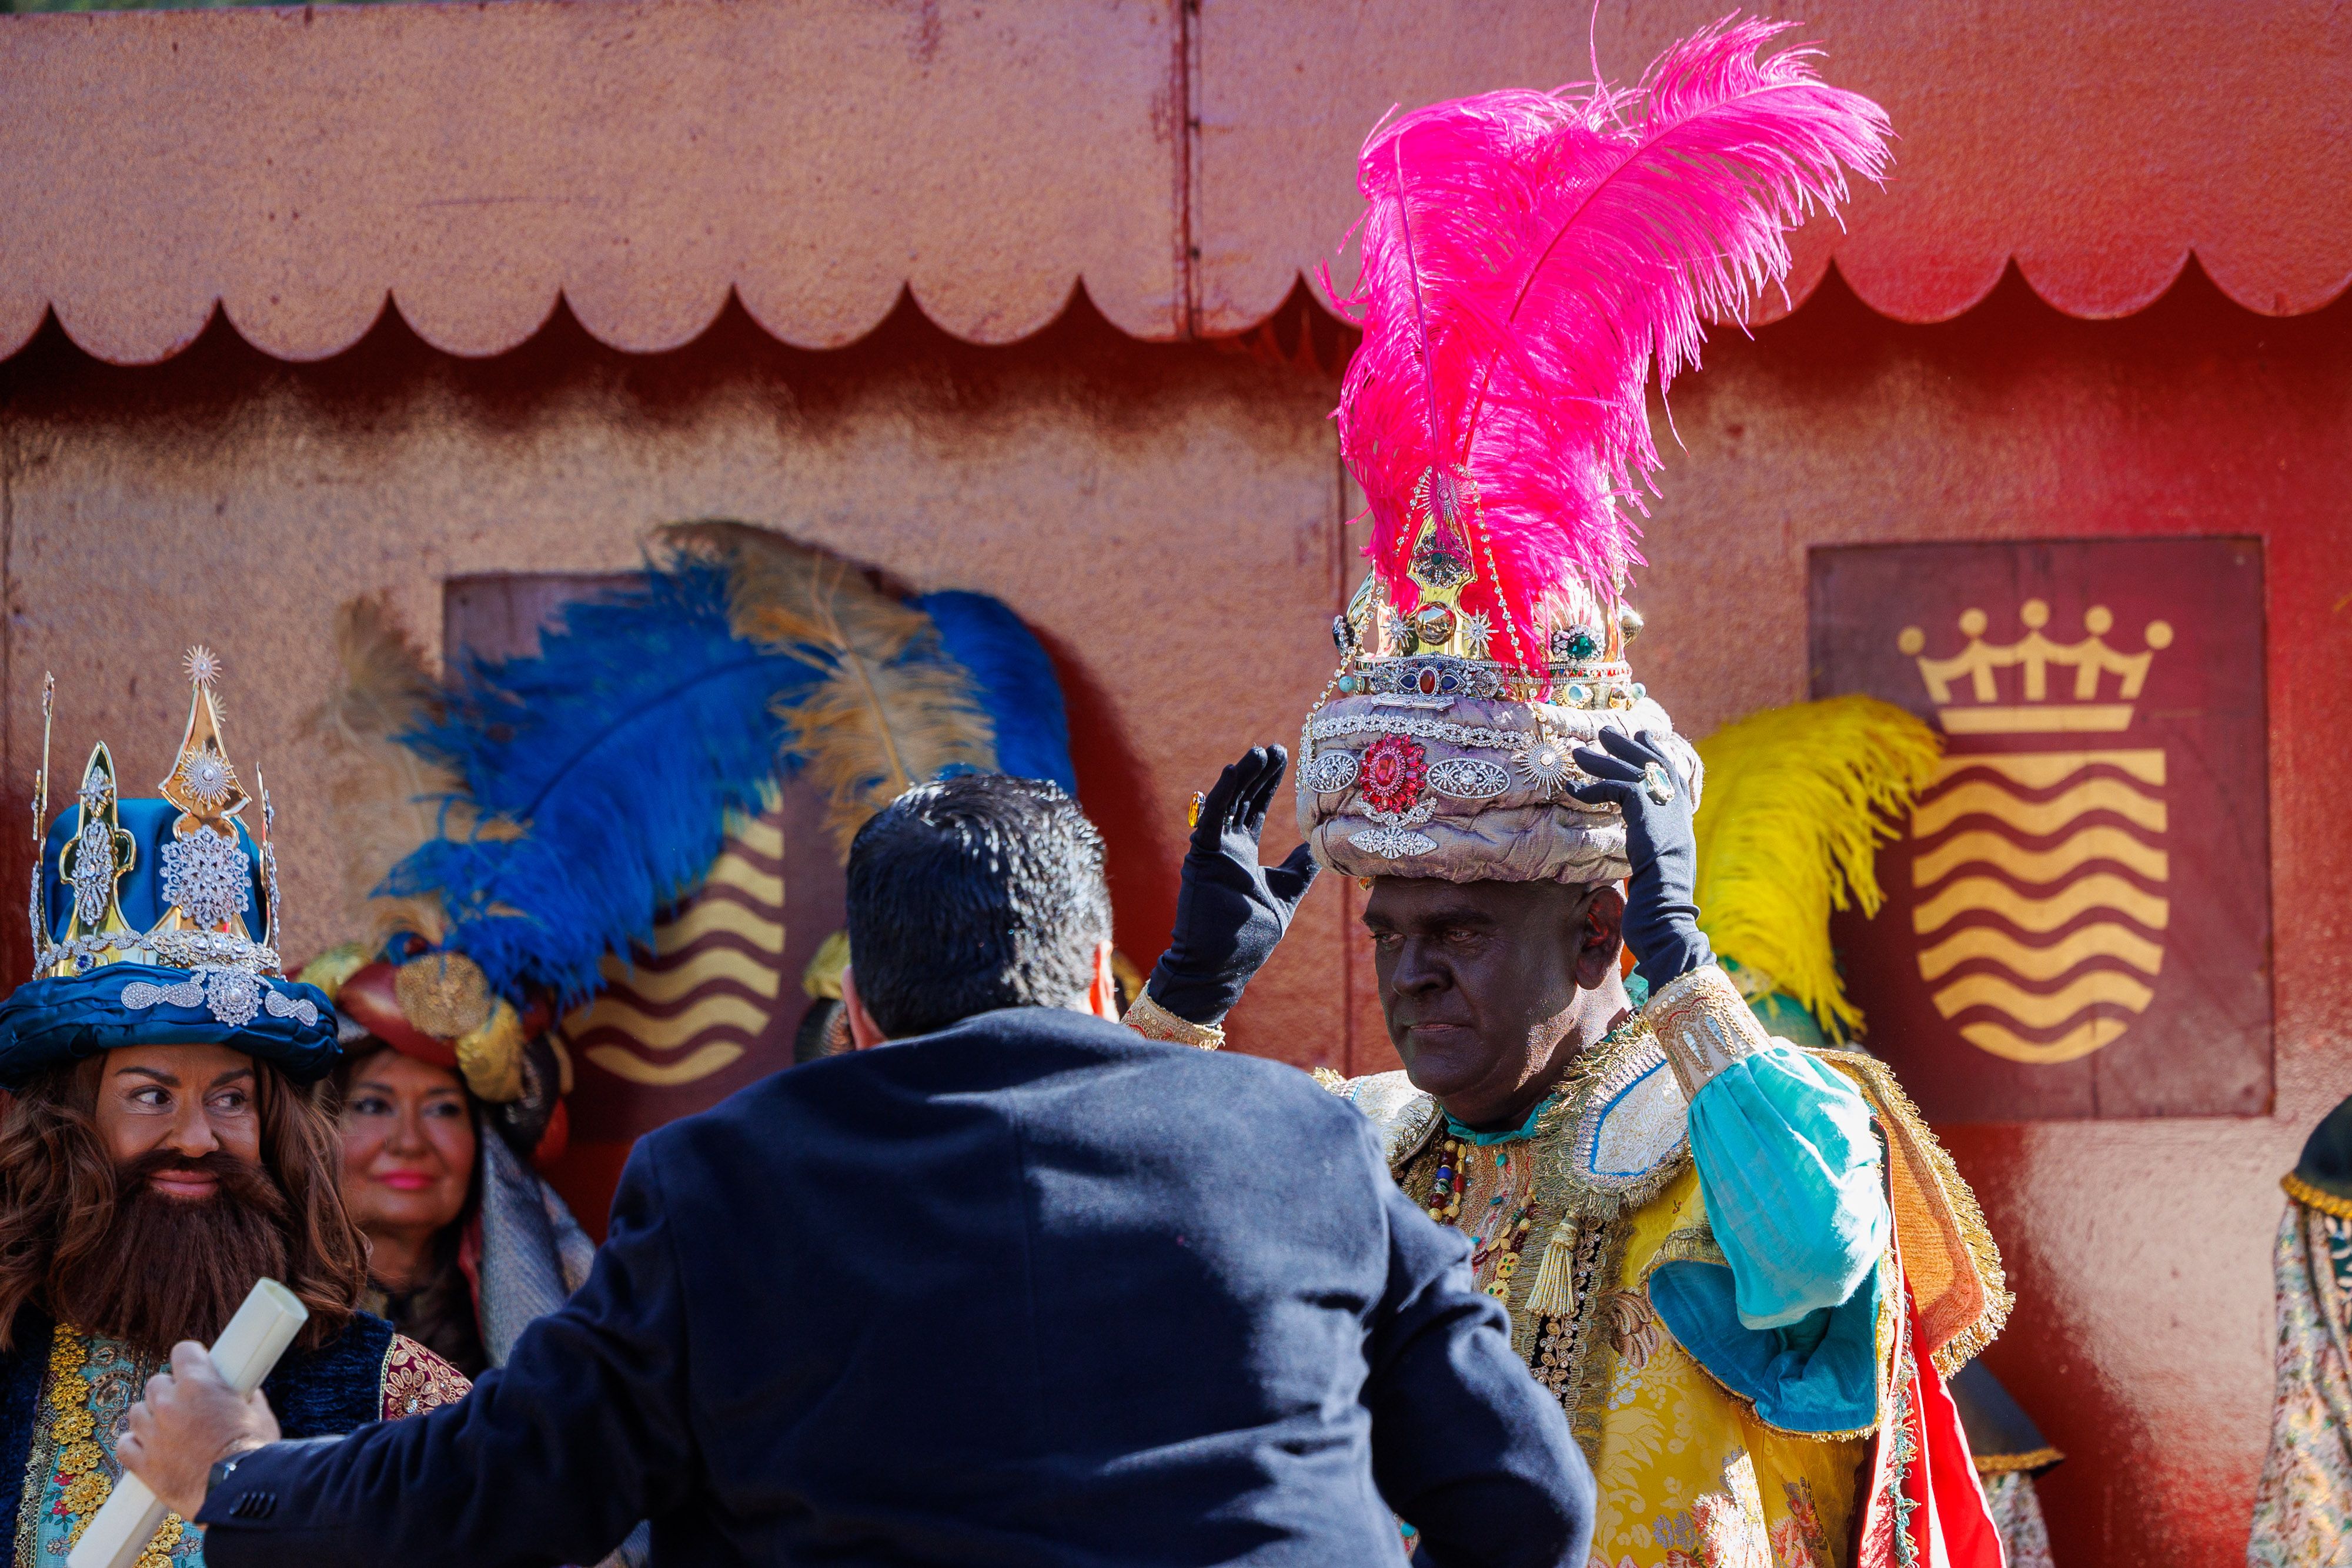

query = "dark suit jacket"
[[201, 1008, 1591, 1566]]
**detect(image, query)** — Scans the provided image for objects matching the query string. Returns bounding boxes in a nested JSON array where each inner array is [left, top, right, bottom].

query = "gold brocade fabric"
[[15, 1325, 198, 1568], [12, 1326, 470, 1568], [1338, 1027, 1870, 1568]]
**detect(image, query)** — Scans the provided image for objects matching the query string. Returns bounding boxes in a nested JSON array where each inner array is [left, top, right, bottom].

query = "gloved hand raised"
[[1145, 746, 1321, 1026], [1563, 728, 1713, 994]]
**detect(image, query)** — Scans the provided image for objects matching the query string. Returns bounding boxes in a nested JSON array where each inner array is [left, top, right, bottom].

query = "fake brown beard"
[[51, 1148, 292, 1357]]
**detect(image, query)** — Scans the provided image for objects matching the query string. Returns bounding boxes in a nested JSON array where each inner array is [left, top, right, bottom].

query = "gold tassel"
[[1521, 1221, 1580, 1320]]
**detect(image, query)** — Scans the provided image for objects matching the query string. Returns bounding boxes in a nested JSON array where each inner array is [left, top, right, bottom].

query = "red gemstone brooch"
[[1359, 734, 1429, 815]]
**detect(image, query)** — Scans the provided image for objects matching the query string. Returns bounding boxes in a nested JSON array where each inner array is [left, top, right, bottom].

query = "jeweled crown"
[[31, 647, 288, 980], [1900, 601, 2172, 736], [1330, 561, 1651, 716]]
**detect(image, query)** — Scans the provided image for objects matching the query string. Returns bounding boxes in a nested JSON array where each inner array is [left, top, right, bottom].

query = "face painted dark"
[[1364, 875, 1631, 1131]]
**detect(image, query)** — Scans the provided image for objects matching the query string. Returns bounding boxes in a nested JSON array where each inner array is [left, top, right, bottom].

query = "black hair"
[[844, 774, 1112, 1038]]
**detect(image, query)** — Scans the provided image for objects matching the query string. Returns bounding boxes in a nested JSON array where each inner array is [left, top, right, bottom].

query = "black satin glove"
[[1145, 745, 1321, 1025], [1563, 728, 1713, 994]]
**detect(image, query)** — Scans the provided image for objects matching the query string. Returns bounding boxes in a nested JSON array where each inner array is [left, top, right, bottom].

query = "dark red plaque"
[[1810, 539, 2270, 1121]]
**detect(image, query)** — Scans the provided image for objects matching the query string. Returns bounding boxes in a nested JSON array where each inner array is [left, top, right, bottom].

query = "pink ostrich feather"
[[1332, 15, 1892, 671]]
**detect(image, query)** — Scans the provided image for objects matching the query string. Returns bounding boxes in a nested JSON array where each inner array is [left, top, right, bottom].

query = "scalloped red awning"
[[2, 0, 2346, 366]]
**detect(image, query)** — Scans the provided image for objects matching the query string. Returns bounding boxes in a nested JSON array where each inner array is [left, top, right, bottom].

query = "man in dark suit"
[[123, 770, 1592, 1566]]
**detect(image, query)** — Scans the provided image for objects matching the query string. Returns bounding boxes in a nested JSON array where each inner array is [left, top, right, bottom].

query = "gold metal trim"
[[1121, 991, 1224, 1050]]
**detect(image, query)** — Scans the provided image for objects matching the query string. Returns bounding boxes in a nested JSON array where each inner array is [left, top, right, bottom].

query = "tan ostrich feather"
[[662, 521, 997, 857]]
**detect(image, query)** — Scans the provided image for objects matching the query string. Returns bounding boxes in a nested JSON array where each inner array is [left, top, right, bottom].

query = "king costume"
[[1128, 23, 2010, 1567], [0, 653, 467, 1567]]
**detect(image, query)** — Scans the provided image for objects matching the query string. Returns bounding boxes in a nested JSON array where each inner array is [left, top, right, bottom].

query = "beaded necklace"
[[1422, 1012, 1643, 1312]]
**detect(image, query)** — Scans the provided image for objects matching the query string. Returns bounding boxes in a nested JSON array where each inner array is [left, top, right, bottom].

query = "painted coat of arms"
[[1810, 539, 2270, 1121]]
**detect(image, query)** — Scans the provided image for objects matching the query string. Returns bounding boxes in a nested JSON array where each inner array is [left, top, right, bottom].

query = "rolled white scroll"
[[69, 1277, 309, 1568]]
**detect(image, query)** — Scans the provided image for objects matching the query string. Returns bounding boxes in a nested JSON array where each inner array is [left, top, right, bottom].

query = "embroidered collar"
[[1439, 1009, 1650, 1146], [1445, 1094, 1556, 1146]]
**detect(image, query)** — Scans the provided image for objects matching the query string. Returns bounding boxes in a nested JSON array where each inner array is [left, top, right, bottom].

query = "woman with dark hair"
[[305, 946, 594, 1381], [333, 1038, 490, 1376]]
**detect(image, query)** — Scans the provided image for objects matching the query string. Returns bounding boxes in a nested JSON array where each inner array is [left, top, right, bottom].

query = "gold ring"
[[1187, 791, 1207, 828]]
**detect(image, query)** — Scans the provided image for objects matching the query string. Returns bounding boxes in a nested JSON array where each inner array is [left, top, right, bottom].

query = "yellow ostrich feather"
[[1692, 696, 1942, 1040], [663, 521, 997, 857], [305, 594, 463, 948]]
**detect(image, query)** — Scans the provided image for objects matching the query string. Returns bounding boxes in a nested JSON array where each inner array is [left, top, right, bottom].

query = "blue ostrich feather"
[[383, 558, 818, 1008], [916, 591, 1077, 795]]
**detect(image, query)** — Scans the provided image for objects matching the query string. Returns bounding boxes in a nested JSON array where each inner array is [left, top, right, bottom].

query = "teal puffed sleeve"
[[1642, 1044, 1892, 1435], [1686, 1043, 1888, 1330]]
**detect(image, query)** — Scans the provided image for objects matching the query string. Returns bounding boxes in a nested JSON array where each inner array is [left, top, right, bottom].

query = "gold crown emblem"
[[1899, 600, 2173, 735]]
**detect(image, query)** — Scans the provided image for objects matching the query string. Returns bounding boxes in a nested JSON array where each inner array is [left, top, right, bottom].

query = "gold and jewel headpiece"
[[0, 649, 337, 1086], [1300, 25, 1890, 883]]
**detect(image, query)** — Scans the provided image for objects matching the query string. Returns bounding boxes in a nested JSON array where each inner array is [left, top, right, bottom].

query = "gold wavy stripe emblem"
[[1958, 1017, 2129, 1066], [586, 991, 770, 1047], [584, 1042, 747, 1086], [729, 815, 786, 860], [1930, 968, 2154, 1028], [1917, 922, 2164, 982], [1913, 873, 2170, 935], [642, 894, 784, 958], [562, 821, 791, 1088], [1913, 825, 2168, 887], [1929, 750, 2166, 789], [1909, 746, 2170, 1065], [597, 948, 782, 1006], [1912, 777, 2166, 839], [703, 851, 785, 905]]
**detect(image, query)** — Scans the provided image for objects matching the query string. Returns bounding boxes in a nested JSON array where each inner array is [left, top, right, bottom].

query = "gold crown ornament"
[[1298, 544, 1696, 882], [1901, 601, 2172, 735], [0, 650, 337, 1087], [28, 651, 307, 1021]]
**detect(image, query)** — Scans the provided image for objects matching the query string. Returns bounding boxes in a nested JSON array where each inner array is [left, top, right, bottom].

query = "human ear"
[[1574, 885, 1628, 991], [840, 965, 887, 1051]]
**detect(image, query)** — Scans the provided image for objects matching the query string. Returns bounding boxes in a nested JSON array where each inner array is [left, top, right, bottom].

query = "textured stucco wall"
[[3, 270, 2346, 1566], [0, 300, 1365, 1071]]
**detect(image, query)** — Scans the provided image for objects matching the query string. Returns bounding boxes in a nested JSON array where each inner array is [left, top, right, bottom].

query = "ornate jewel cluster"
[[1514, 735, 1578, 794], [36, 927, 283, 982], [66, 818, 118, 927], [159, 828, 253, 931], [1348, 824, 1439, 860], [1301, 747, 1361, 794], [1358, 734, 1429, 817], [121, 965, 318, 1030], [1425, 756, 1509, 801], [174, 748, 238, 812], [1309, 710, 1532, 752], [1331, 651, 1648, 713]]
